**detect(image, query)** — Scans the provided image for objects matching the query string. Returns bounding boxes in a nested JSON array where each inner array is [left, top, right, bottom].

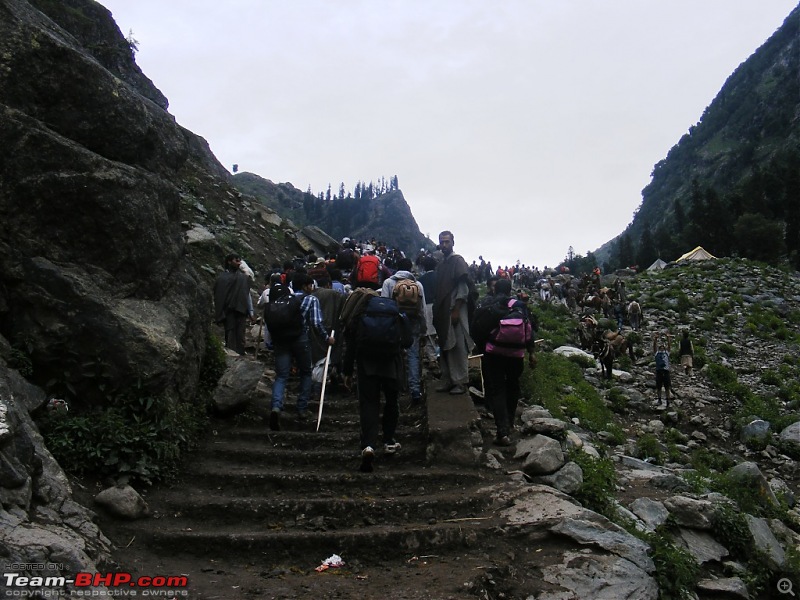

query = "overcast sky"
[[98, 0, 798, 269]]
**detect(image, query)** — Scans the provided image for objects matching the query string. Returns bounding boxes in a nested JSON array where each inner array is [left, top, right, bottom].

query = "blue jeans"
[[271, 333, 312, 414], [407, 335, 421, 396]]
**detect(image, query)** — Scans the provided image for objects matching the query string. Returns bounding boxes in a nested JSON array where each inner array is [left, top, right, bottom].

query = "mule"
[[597, 330, 635, 380]]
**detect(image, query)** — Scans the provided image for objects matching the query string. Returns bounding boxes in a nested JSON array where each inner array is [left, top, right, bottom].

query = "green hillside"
[[596, 5, 800, 271]]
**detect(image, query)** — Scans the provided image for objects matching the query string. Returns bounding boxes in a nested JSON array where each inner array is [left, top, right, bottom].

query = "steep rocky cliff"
[[233, 172, 436, 257], [0, 0, 303, 580], [0, 0, 294, 406]]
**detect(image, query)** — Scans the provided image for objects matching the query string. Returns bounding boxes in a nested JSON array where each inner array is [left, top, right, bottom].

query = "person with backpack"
[[653, 332, 672, 410], [256, 272, 283, 351], [353, 250, 382, 290], [265, 274, 334, 431], [342, 293, 412, 472], [311, 275, 345, 392], [381, 258, 426, 404], [471, 279, 536, 446]]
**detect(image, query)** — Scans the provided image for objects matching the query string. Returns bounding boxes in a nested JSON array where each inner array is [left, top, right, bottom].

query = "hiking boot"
[[493, 435, 513, 447], [449, 384, 466, 395], [435, 383, 454, 393], [384, 440, 401, 455], [296, 411, 310, 424], [269, 410, 281, 431], [359, 446, 375, 472], [410, 392, 423, 405]]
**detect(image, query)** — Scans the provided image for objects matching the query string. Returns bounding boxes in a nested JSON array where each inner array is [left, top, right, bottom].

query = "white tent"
[[647, 258, 668, 271], [676, 246, 717, 262]]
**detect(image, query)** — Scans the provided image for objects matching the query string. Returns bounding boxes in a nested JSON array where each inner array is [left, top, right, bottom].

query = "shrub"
[[40, 389, 209, 485], [607, 387, 628, 413], [8, 347, 33, 377], [676, 292, 691, 316], [711, 502, 751, 556], [647, 527, 699, 599], [690, 448, 736, 474], [199, 332, 227, 392], [566, 353, 596, 369], [568, 450, 617, 520], [760, 370, 781, 386], [635, 433, 663, 464], [530, 303, 574, 348]]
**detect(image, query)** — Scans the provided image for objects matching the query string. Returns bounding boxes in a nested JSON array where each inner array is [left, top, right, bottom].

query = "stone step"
[[112, 517, 500, 562], [201, 426, 426, 454], [203, 441, 428, 466], [224, 409, 425, 432], [176, 461, 489, 495], [143, 487, 494, 525]]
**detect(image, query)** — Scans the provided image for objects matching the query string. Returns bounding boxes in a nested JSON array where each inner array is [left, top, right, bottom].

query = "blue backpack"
[[357, 296, 412, 355]]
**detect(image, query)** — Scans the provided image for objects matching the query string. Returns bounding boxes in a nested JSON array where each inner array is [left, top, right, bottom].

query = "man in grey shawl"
[[432, 231, 473, 394]]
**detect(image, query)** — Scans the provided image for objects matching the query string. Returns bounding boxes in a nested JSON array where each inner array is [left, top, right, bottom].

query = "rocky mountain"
[[0, 0, 318, 408], [0, 0, 330, 581], [233, 171, 435, 258], [595, 4, 800, 271]]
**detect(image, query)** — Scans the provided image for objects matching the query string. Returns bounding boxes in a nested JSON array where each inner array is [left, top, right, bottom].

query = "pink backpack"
[[485, 299, 532, 358]]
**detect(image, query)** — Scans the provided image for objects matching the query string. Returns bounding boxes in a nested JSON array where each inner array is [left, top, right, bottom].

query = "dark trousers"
[[224, 310, 247, 355], [482, 352, 524, 438], [356, 364, 399, 450]]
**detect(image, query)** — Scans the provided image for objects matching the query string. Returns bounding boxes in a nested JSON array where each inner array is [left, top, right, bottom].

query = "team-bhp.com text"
[[3, 572, 188, 597]]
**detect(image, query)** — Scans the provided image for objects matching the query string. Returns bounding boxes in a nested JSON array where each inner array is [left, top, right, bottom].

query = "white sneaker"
[[360, 446, 375, 472], [384, 441, 401, 455]]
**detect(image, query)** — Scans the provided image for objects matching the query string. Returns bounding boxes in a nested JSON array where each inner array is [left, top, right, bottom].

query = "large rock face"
[[0, 0, 225, 404], [0, 361, 112, 581]]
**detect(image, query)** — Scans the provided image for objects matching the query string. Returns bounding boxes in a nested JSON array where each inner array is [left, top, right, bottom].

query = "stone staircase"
[[99, 372, 510, 598]]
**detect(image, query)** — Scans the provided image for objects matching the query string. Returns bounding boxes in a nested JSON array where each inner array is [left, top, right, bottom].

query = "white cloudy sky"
[[98, 0, 798, 269]]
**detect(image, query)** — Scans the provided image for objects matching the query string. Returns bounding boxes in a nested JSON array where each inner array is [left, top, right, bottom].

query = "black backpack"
[[357, 296, 412, 355], [470, 295, 510, 347], [264, 284, 304, 342]]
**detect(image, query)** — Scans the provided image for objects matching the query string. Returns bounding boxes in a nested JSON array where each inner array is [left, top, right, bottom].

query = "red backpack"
[[355, 255, 380, 284]]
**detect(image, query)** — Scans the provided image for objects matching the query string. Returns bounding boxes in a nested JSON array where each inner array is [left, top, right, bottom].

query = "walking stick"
[[316, 330, 335, 432]]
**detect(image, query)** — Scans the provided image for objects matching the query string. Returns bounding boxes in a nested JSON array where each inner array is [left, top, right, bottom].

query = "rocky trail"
[[90, 370, 524, 600], [82, 261, 800, 600]]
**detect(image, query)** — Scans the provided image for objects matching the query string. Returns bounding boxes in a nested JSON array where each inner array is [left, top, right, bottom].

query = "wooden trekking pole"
[[316, 330, 335, 432]]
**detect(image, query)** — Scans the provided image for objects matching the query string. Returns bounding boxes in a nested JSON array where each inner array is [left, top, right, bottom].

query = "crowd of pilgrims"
[[257, 236, 626, 314], [216, 233, 643, 465], [263, 237, 579, 297]]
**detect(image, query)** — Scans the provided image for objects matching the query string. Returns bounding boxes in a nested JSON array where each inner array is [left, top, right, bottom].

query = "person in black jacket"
[[679, 330, 694, 377], [342, 298, 409, 472], [213, 254, 254, 355], [473, 278, 536, 446]]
